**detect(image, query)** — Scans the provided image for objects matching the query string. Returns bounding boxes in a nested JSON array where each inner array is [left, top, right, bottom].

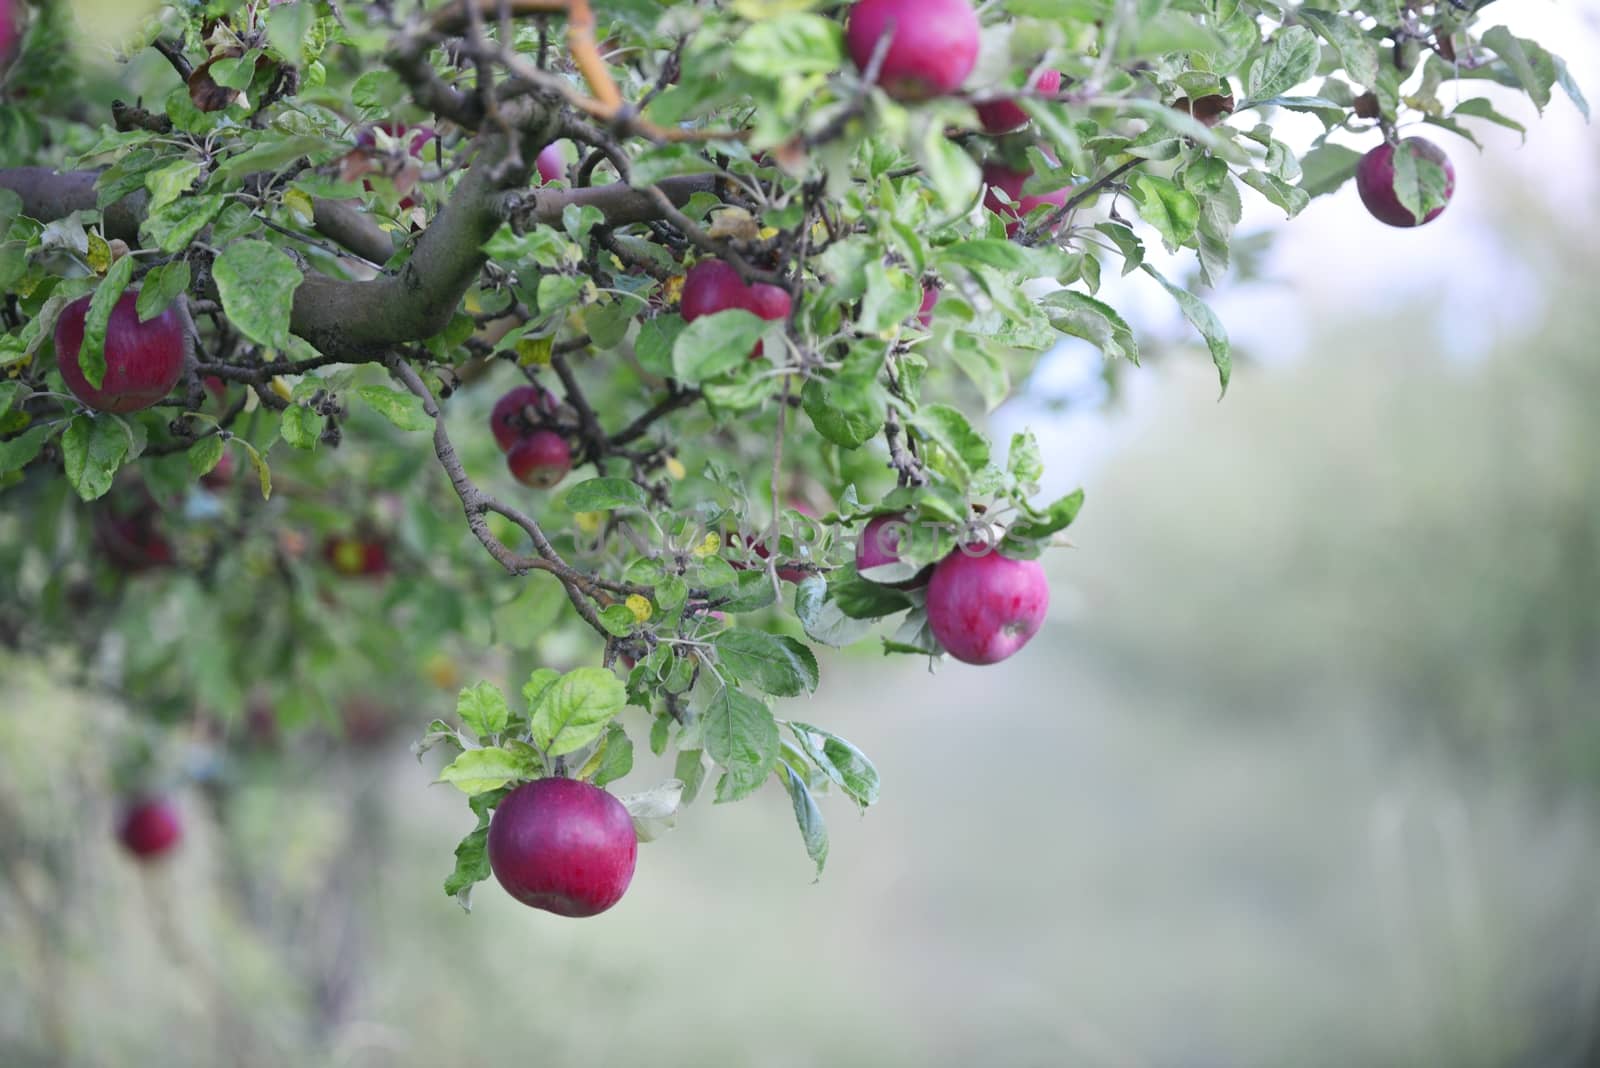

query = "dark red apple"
[[983, 161, 1072, 238], [95, 505, 174, 573], [856, 513, 932, 589], [118, 796, 183, 860], [680, 259, 749, 323], [0, 0, 21, 69], [536, 142, 567, 184], [846, 0, 979, 101], [976, 69, 1063, 133], [917, 283, 939, 327], [925, 548, 1049, 665], [322, 534, 391, 578], [487, 777, 638, 918], [1356, 138, 1455, 228], [490, 384, 559, 453], [55, 290, 187, 414], [507, 429, 572, 488]]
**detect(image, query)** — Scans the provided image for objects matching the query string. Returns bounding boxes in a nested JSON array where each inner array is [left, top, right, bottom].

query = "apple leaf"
[[671, 308, 766, 383], [356, 385, 433, 431], [1043, 290, 1140, 364], [703, 686, 779, 803], [61, 414, 132, 501], [78, 255, 135, 390], [779, 761, 828, 878], [789, 721, 881, 809], [137, 261, 191, 323], [187, 435, 225, 480], [436, 746, 539, 795], [213, 239, 303, 351], [1140, 263, 1231, 397], [457, 680, 511, 739], [564, 477, 647, 512], [714, 628, 819, 697], [528, 667, 626, 757], [1244, 26, 1319, 106], [0, 422, 53, 476], [578, 722, 634, 788], [620, 778, 685, 842]]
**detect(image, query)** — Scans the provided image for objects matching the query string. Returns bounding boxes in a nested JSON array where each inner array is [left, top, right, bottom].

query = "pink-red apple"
[[536, 142, 567, 184], [846, 0, 979, 101], [983, 161, 1071, 238], [1356, 138, 1455, 228], [487, 777, 638, 918], [856, 513, 932, 589], [507, 429, 572, 488], [917, 283, 939, 327], [55, 290, 187, 414], [925, 548, 1049, 664], [118, 796, 183, 860], [490, 384, 559, 453], [680, 259, 791, 359], [976, 69, 1063, 133]]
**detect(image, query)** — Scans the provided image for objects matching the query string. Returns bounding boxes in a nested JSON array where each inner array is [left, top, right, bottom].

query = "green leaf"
[[714, 629, 819, 697], [1297, 143, 1364, 198], [136, 261, 191, 322], [141, 194, 224, 255], [1482, 26, 1550, 114], [1094, 222, 1145, 275], [703, 687, 779, 804], [779, 761, 828, 877], [529, 666, 627, 757], [598, 604, 637, 637], [1389, 145, 1450, 226], [143, 159, 201, 214], [61, 415, 131, 501], [1238, 169, 1310, 219], [237, 439, 271, 499], [564, 477, 647, 512], [278, 405, 323, 450], [1140, 264, 1230, 396], [1245, 26, 1319, 105], [675, 749, 707, 804], [581, 722, 634, 788], [0, 423, 52, 476], [830, 564, 914, 620], [216, 135, 334, 182], [213, 240, 303, 350], [78, 256, 136, 390], [1451, 97, 1527, 142], [355, 385, 433, 431], [443, 825, 491, 911], [801, 371, 886, 449], [1008, 488, 1086, 543], [1132, 175, 1199, 251], [620, 779, 685, 842], [671, 309, 766, 383], [794, 575, 875, 647], [457, 680, 511, 739], [1299, 8, 1379, 89], [913, 119, 981, 212], [789, 721, 881, 808], [914, 404, 990, 473], [187, 435, 225, 480], [437, 746, 539, 795], [1043, 291, 1139, 363], [732, 13, 843, 76]]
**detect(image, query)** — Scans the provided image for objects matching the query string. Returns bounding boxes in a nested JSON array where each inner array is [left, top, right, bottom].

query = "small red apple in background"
[[118, 796, 183, 860], [846, 0, 979, 101], [1356, 138, 1455, 228], [508, 429, 572, 488], [55, 290, 187, 413], [917, 283, 939, 327], [925, 548, 1049, 665], [1173, 91, 1235, 127], [856, 513, 932, 589], [983, 161, 1072, 238], [95, 503, 174, 574], [0, 0, 21, 69], [340, 695, 395, 746], [487, 777, 638, 918], [976, 69, 1063, 134], [200, 448, 235, 490], [489, 384, 560, 453], [322, 534, 392, 577], [536, 142, 568, 184], [680, 259, 791, 359]]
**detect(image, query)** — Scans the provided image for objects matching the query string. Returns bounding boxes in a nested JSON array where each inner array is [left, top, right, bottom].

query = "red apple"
[[507, 429, 572, 488], [536, 142, 567, 184], [976, 69, 1063, 133], [487, 777, 638, 918], [200, 448, 235, 490], [1356, 138, 1455, 228], [917, 283, 939, 327], [925, 548, 1049, 665], [322, 534, 391, 578], [1, 2, 22, 70], [983, 161, 1072, 238], [95, 505, 174, 573], [846, 0, 979, 101], [856, 513, 932, 589], [118, 796, 183, 860], [355, 122, 438, 210], [55, 290, 187, 414], [490, 384, 559, 453], [680, 259, 749, 323]]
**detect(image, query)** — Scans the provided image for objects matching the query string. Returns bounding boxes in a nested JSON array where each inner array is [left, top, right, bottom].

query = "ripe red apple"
[[846, 0, 979, 101], [976, 69, 1063, 133], [95, 504, 174, 573], [536, 142, 567, 184], [917, 283, 939, 327], [507, 429, 572, 488], [490, 384, 559, 453], [200, 448, 235, 490], [681, 259, 790, 359], [983, 161, 1072, 238], [55, 290, 187, 414], [487, 777, 638, 918], [856, 513, 932, 589], [925, 548, 1049, 665], [0, 0, 21, 69], [1355, 138, 1455, 228], [118, 796, 183, 860]]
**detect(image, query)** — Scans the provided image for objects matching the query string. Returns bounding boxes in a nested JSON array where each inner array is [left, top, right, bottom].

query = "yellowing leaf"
[[757, 226, 780, 240], [626, 594, 652, 623], [269, 375, 293, 401], [515, 336, 553, 366], [664, 275, 685, 304], [284, 188, 315, 224], [87, 232, 112, 274], [574, 510, 605, 534], [664, 455, 686, 480], [693, 532, 721, 558]]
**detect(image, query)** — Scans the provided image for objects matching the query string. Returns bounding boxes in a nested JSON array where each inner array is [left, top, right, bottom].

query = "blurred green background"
[[6, 10, 1600, 1068]]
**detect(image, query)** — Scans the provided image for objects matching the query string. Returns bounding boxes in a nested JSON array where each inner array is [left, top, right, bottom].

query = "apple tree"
[[0, 0, 1581, 915]]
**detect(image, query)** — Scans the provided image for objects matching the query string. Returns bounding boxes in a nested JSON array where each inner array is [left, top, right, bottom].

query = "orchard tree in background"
[[0, 0, 1583, 915]]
